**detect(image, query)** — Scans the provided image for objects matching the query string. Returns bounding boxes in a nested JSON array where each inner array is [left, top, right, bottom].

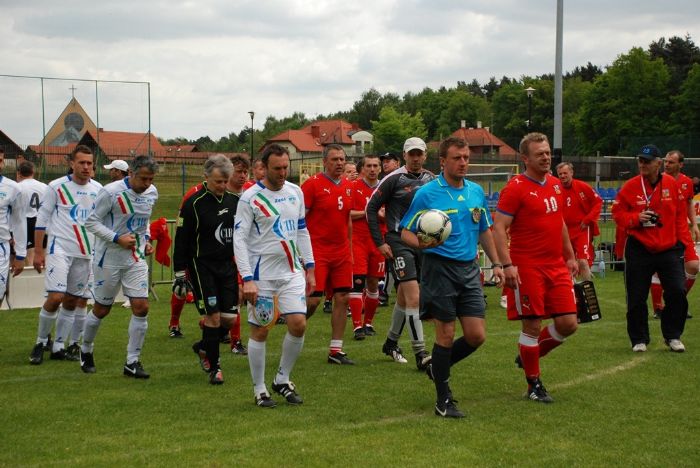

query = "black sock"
[[450, 336, 478, 366], [203, 326, 220, 371], [432, 343, 452, 403]]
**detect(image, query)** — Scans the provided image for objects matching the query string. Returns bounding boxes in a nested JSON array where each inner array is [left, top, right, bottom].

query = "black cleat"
[[255, 392, 277, 408], [169, 326, 184, 338], [271, 381, 303, 405], [209, 368, 224, 385], [515, 355, 523, 368], [123, 361, 150, 379], [382, 341, 408, 363], [526, 378, 554, 403], [435, 397, 465, 418], [65, 343, 80, 361], [50, 348, 67, 360], [192, 342, 211, 373], [415, 350, 432, 371], [425, 362, 434, 381], [44, 333, 53, 352], [328, 351, 355, 365], [353, 327, 366, 341], [323, 299, 332, 314], [231, 340, 248, 355], [687, 311, 693, 319], [363, 324, 376, 336], [79, 350, 96, 373], [653, 309, 662, 320], [30, 343, 45, 365]]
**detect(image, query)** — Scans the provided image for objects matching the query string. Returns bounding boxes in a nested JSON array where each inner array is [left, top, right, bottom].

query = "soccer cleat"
[[50, 348, 67, 360], [80, 350, 96, 373], [209, 368, 224, 385], [276, 316, 287, 325], [192, 342, 211, 373], [665, 339, 686, 353], [378, 294, 389, 307], [65, 343, 81, 362], [526, 378, 554, 403], [231, 340, 248, 355], [687, 312, 693, 319], [382, 341, 408, 364], [353, 327, 366, 341], [255, 391, 277, 408], [363, 324, 376, 336], [515, 355, 523, 368], [652, 309, 662, 319], [328, 351, 355, 365], [169, 327, 184, 338], [415, 350, 432, 371], [425, 362, 434, 381], [499, 295, 508, 309], [29, 343, 45, 365], [43, 333, 53, 352], [124, 361, 150, 379], [323, 299, 332, 314], [271, 381, 304, 405], [435, 397, 465, 418], [632, 343, 647, 353]]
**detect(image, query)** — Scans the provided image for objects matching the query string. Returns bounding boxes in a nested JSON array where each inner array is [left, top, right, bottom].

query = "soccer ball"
[[417, 209, 452, 244]]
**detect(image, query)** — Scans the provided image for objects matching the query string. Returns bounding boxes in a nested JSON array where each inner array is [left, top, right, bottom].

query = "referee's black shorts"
[[188, 257, 238, 316], [420, 253, 485, 322]]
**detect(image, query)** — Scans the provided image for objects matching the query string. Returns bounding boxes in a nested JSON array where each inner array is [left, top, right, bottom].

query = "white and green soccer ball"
[[417, 209, 452, 244]]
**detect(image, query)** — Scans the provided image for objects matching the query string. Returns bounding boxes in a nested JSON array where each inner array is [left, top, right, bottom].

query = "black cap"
[[637, 144, 662, 160], [380, 152, 400, 162]]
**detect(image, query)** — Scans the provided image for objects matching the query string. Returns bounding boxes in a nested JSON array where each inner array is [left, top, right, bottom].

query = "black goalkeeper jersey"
[[173, 186, 239, 271]]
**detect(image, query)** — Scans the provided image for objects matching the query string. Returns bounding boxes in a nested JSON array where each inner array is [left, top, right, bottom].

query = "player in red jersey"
[[650, 150, 699, 319], [493, 133, 579, 403], [556, 162, 602, 281], [349, 155, 384, 340], [303, 144, 355, 364], [243, 159, 265, 191]]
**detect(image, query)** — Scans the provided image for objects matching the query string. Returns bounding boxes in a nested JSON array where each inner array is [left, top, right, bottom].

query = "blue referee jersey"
[[400, 174, 491, 262]]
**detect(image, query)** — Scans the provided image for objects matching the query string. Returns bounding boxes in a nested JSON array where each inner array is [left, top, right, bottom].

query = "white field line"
[[551, 355, 649, 390]]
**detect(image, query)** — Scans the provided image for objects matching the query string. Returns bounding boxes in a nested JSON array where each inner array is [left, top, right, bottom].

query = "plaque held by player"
[[574, 280, 602, 323]]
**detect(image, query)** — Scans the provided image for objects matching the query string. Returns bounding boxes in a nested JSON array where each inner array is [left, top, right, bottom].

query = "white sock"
[[405, 307, 425, 353], [247, 338, 267, 395], [36, 308, 57, 345], [70, 307, 87, 345], [126, 315, 148, 364], [275, 332, 304, 385], [387, 304, 406, 342], [81, 311, 102, 354], [53, 307, 75, 352]]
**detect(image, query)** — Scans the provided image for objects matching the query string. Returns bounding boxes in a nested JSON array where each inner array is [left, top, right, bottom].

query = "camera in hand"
[[642, 210, 662, 228]]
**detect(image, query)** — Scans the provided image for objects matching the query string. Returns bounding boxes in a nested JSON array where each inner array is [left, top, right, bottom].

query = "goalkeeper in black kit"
[[172, 155, 240, 385]]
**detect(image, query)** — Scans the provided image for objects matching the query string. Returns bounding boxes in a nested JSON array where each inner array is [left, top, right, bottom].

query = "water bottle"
[[597, 259, 606, 278]]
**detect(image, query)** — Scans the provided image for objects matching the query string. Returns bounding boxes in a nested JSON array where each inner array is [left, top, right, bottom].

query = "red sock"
[[349, 292, 363, 329], [538, 325, 564, 358], [229, 314, 241, 346], [363, 290, 379, 326], [518, 342, 540, 379], [685, 277, 696, 294], [169, 293, 186, 328], [650, 283, 664, 311]]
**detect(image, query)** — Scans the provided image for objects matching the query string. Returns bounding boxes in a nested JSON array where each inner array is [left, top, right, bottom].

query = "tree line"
[[161, 35, 700, 157]]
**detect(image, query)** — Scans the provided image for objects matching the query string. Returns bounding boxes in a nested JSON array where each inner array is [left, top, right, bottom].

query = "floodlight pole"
[[525, 87, 535, 131], [248, 111, 255, 159], [553, 0, 564, 167]]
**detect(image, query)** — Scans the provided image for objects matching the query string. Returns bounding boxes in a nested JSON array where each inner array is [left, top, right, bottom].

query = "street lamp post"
[[248, 111, 255, 159], [525, 87, 535, 131]]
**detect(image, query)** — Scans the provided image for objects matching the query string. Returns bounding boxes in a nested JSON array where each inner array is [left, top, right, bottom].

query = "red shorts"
[[568, 227, 593, 266], [352, 239, 385, 278], [506, 263, 576, 320], [685, 241, 699, 262], [313, 254, 353, 293]]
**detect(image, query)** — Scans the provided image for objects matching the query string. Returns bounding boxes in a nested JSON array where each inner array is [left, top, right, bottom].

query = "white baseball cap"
[[103, 159, 129, 172], [403, 137, 427, 153]]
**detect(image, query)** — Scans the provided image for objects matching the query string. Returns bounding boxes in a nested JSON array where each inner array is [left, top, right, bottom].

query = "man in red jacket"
[[556, 162, 603, 281], [612, 144, 692, 353]]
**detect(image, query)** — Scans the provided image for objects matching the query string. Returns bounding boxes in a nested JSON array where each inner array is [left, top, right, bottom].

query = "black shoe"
[[415, 350, 432, 371], [514, 355, 523, 368], [435, 397, 465, 418], [276, 316, 287, 325], [29, 343, 45, 365], [65, 343, 80, 361], [209, 368, 224, 385], [323, 299, 332, 314], [687, 312, 693, 319], [378, 294, 389, 307], [425, 362, 434, 381], [255, 391, 277, 408], [80, 350, 96, 373], [653, 309, 662, 320], [271, 381, 304, 405], [50, 348, 67, 360], [328, 351, 355, 365], [526, 378, 554, 403], [192, 342, 211, 373], [363, 324, 376, 336], [353, 327, 366, 341], [124, 361, 150, 379], [44, 333, 53, 352], [382, 341, 408, 363], [169, 326, 184, 338], [231, 340, 248, 355]]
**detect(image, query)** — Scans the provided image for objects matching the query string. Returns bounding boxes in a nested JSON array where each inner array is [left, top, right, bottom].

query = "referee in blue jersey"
[[400, 137, 504, 418]]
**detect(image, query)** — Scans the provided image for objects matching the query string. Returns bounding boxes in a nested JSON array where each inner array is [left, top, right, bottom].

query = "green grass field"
[[1, 272, 698, 467]]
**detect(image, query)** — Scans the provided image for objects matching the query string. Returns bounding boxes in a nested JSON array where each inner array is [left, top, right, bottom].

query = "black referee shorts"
[[420, 254, 485, 322], [188, 257, 238, 316]]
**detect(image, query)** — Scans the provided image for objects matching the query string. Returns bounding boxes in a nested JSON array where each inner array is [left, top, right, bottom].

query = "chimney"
[[460, 120, 466, 128], [485, 127, 490, 133], [477, 121, 482, 128], [311, 125, 320, 138]]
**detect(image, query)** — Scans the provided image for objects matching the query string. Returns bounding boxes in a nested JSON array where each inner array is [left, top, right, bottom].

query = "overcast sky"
[[1, 0, 699, 145]]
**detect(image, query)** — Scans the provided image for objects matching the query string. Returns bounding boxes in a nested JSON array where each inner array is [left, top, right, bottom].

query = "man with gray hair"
[[80, 155, 159, 378], [173, 154, 240, 384]]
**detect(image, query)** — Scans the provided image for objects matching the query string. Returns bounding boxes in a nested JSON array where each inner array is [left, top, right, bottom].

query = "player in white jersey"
[[29, 145, 101, 365], [80, 156, 158, 378], [16, 160, 48, 267], [0, 148, 27, 307], [234, 144, 315, 408]]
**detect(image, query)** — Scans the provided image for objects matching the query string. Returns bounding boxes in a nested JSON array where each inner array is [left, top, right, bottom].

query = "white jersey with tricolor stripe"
[[85, 177, 158, 268], [0, 175, 28, 258], [234, 181, 314, 281], [36, 175, 102, 259]]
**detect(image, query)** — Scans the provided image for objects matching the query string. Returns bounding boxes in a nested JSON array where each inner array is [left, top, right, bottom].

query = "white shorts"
[[247, 273, 307, 328], [82, 266, 95, 300], [0, 241, 9, 299], [44, 254, 91, 297], [93, 261, 149, 306]]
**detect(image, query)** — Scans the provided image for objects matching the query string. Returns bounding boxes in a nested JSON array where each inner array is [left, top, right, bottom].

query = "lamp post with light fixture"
[[525, 87, 535, 131], [248, 111, 255, 159]]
